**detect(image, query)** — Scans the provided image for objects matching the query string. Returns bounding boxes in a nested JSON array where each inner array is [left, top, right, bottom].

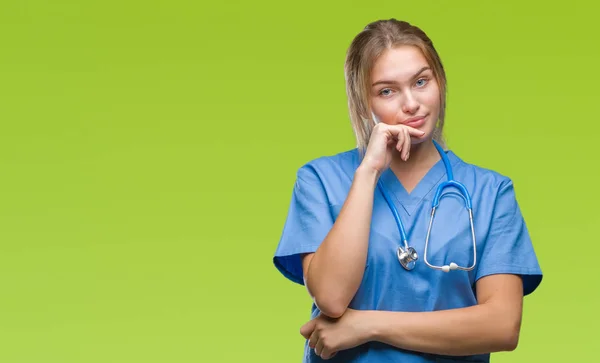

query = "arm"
[[368, 274, 524, 356], [301, 165, 379, 318]]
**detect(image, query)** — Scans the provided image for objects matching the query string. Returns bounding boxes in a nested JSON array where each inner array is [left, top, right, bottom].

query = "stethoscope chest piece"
[[397, 246, 418, 271]]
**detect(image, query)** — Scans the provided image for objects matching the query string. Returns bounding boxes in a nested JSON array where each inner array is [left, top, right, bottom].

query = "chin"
[[411, 130, 434, 144]]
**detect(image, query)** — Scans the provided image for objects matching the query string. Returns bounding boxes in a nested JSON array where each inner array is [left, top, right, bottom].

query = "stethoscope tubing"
[[375, 140, 476, 272]]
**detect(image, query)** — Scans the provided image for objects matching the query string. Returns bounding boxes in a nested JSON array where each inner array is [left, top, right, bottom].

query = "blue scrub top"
[[273, 147, 543, 363]]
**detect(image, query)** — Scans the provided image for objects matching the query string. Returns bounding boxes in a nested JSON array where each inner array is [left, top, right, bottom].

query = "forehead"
[[371, 45, 430, 81]]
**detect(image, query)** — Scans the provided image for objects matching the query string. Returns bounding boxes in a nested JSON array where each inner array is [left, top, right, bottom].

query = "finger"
[[381, 122, 425, 138], [381, 126, 396, 147], [403, 125, 426, 137], [388, 124, 425, 138], [315, 337, 325, 357], [309, 332, 319, 349], [387, 134, 396, 146], [396, 128, 407, 160], [403, 128, 411, 160], [300, 320, 315, 339], [395, 130, 404, 154], [388, 125, 420, 142], [395, 128, 410, 160], [321, 346, 336, 360]]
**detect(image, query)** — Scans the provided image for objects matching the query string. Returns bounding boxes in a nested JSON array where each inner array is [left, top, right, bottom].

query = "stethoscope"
[[376, 140, 477, 272]]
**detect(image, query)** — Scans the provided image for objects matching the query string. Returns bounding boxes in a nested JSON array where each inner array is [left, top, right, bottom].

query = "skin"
[[299, 45, 524, 360], [367, 45, 443, 193]]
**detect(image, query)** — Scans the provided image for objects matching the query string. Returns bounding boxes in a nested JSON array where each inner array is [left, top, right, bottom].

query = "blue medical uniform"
[[273, 147, 543, 363]]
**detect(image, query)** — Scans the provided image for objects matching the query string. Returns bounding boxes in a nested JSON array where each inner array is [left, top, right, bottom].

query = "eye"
[[379, 88, 393, 97], [415, 78, 428, 87]]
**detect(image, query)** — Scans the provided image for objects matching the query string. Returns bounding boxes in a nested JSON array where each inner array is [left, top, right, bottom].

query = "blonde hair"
[[344, 19, 448, 155]]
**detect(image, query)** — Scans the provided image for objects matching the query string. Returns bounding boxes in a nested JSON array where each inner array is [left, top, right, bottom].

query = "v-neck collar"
[[379, 150, 461, 216]]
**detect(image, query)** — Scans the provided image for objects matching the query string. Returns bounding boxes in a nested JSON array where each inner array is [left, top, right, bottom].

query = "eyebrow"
[[371, 66, 431, 87]]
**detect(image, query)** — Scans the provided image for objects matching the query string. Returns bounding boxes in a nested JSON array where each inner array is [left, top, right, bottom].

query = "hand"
[[361, 123, 425, 174], [299, 309, 372, 360]]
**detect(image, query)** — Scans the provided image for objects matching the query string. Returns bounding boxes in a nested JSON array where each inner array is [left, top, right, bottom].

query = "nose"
[[401, 91, 420, 114]]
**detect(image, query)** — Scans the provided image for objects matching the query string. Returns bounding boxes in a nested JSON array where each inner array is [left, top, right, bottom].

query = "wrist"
[[355, 164, 381, 186], [363, 310, 383, 342]]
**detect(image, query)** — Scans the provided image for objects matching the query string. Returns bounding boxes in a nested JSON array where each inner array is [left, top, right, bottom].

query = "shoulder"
[[293, 148, 360, 205], [447, 150, 520, 206], [449, 150, 514, 190], [295, 148, 361, 184]]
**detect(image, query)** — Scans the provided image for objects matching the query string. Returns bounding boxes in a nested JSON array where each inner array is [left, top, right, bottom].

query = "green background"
[[0, 0, 597, 362]]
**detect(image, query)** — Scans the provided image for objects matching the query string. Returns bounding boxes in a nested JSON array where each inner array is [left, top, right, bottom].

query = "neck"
[[390, 138, 441, 174]]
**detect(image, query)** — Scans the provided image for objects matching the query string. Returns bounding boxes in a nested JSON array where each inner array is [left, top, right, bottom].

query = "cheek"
[[371, 100, 397, 123], [421, 88, 441, 112]]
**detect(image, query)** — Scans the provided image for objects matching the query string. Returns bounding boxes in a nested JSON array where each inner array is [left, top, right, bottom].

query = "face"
[[369, 45, 441, 144]]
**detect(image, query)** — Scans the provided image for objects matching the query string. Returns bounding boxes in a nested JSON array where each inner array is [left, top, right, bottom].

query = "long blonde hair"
[[344, 19, 448, 155]]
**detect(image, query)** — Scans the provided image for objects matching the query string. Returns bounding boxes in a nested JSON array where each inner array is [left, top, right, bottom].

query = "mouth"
[[402, 115, 428, 128]]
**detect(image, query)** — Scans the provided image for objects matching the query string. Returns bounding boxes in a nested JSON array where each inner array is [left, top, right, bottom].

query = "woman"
[[273, 19, 542, 362]]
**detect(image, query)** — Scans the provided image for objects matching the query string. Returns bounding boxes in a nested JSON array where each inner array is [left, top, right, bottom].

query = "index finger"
[[300, 320, 316, 339], [397, 125, 426, 137]]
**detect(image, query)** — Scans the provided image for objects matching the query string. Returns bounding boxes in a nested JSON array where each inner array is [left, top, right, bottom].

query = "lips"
[[402, 115, 427, 128]]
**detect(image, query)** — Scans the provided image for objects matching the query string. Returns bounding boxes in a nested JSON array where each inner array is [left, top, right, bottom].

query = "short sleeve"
[[475, 178, 543, 296], [273, 165, 335, 285]]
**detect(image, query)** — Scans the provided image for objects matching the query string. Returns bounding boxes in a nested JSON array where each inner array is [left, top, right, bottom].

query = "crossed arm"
[[300, 166, 525, 358], [363, 273, 523, 355], [301, 260, 524, 359]]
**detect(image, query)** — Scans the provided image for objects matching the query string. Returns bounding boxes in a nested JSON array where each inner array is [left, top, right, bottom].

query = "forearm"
[[367, 304, 521, 356], [306, 165, 379, 318]]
